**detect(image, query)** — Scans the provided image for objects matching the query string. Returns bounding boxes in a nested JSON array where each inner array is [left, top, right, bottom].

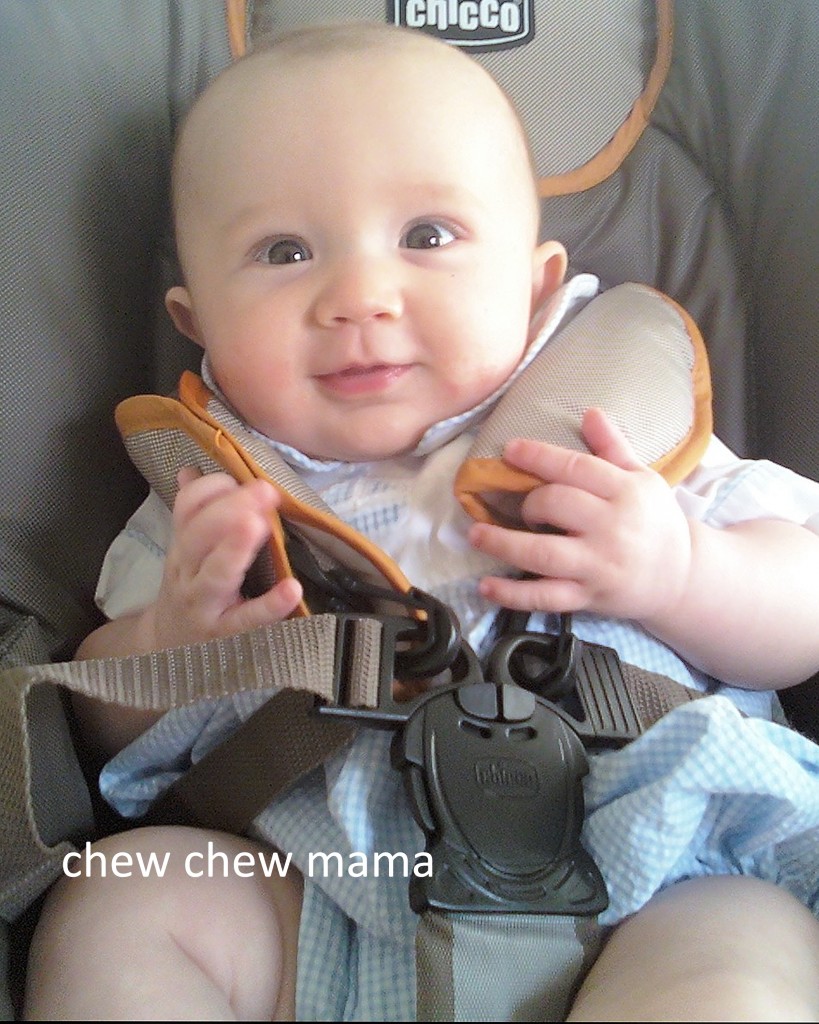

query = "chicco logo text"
[[389, 1, 534, 50], [474, 757, 539, 795]]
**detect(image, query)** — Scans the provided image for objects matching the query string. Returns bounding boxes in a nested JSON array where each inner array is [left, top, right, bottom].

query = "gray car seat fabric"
[[0, 1, 232, 1015], [2, 0, 819, 1016], [653, 1, 819, 733], [656, 1, 819, 484], [0, 1, 231, 654]]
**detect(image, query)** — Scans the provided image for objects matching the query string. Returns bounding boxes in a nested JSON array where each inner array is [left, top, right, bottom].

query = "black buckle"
[[293, 527, 613, 916], [487, 612, 581, 700], [315, 585, 470, 726], [316, 601, 609, 916], [394, 682, 608, 916]]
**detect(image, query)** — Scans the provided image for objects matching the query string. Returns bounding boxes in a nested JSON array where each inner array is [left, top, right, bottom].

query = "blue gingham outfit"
[[96, 277, 819, 1020]]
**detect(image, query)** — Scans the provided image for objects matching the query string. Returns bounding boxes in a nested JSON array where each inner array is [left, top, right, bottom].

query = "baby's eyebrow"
[[216, 204, 295, 245], [398, 181, 487, 211]]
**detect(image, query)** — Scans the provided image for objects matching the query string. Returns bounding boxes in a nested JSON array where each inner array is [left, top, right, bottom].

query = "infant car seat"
[[2, 0, 818, 1017]]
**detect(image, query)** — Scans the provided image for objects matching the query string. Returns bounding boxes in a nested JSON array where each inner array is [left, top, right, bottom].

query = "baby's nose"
[[314, 258, 403, 325]]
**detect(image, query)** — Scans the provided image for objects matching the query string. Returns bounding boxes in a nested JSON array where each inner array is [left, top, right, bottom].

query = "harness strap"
[[152, 650, 703, 837], [416, 913, 602, 1022], [0, 608, 701, 919], [0, 615, 379, 919], [147, 690, 356, 831]]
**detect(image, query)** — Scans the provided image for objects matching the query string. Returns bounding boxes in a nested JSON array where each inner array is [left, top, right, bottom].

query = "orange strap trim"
[[538, 0, 674, 197], [454, 461, 541, 526], [224, 0, 247, 60], [643, 287, 713, 484]]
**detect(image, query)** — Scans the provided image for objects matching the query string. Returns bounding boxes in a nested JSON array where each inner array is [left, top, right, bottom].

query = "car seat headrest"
[[230, 0, 671, 196]]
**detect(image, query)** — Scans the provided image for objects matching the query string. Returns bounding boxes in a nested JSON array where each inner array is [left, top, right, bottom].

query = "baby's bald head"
[[170, 21, 541, 268]]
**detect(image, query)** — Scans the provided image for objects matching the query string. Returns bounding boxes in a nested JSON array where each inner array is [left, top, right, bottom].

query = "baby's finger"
[[218, 577, 304, 636], [189, 502, 275, 597], [581, 408, 644, 471], [172, 471, 243, 528], [502, 437, 621, 500], [174, 479, 279, 568], [478, 573, 587, 613], [176, 465, 203, 489], [469, 521, 588, 581], [520, 482, 605, 535]]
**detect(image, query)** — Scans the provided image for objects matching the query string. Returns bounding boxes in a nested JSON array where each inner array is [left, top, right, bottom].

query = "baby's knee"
[[569, 877, 819, 1022], [25, 827, 301, 1020]]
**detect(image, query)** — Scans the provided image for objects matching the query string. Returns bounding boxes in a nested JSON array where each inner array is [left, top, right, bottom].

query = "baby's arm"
[[74, 469, 302, 756], [470, 408, 819, 689]]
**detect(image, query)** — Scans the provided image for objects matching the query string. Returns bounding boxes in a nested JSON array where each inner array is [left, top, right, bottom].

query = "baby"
[[26, 22, 819, 1022]]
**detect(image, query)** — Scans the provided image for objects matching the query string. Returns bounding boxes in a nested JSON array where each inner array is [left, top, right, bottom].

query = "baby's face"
[[168, 41, 565, 461]]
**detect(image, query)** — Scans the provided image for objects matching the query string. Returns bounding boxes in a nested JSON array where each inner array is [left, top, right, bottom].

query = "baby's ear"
[[165, 285, 203, 346], [531, 240, 568, 311]]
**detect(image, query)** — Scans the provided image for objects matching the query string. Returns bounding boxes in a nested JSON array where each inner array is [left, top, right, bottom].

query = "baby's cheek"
[[451, 355, 519, 409]]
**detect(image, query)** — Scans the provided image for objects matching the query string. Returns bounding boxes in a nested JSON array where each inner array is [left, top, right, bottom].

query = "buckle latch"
[[487, 614, 641, 747], [295, 527, 611, 916], [318, 600, 608, 916]]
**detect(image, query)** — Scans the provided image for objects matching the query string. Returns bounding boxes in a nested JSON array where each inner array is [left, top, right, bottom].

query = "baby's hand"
[[149, 468, 302, 649], [469, 409, 693, 622]]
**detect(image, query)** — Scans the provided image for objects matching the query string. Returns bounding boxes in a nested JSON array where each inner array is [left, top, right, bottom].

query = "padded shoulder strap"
[[116, 372, 415, 615], [455, 283, 712, 525]]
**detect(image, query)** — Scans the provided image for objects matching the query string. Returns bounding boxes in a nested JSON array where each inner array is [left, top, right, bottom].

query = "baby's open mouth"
[[315, 363, 411, 395]]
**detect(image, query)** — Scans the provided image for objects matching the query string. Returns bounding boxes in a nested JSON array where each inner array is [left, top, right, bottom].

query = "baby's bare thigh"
[[25, 826, 301, 1021], [568, 876, 819, 1022]]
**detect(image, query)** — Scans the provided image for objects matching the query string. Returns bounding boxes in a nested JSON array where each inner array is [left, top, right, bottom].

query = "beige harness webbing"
[[0, 614, 381, 918]]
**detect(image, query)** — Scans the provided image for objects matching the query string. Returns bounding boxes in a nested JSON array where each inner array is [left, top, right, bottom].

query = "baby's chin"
[[297, 416, 439, 464]]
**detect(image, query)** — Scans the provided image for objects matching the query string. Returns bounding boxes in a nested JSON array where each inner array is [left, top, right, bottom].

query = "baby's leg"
[[568, 876, 819, 1022], [24, 826, 301, 1021]]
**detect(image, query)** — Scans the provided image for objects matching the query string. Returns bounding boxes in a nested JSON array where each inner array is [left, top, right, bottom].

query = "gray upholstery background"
[[0, 2, 230, 650]]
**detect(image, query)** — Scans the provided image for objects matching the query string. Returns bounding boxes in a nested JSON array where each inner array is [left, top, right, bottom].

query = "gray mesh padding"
[[205, 396, 337, 516], [467, 285, 696, 464], [0, 1, 231, 649]]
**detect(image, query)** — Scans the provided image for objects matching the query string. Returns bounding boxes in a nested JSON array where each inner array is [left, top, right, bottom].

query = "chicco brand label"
[[474, 757, 539, 795], [388, 0, 534, 50]]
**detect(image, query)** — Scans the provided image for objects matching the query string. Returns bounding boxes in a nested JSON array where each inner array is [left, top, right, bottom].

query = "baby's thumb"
[[228, 576, 304, 635]]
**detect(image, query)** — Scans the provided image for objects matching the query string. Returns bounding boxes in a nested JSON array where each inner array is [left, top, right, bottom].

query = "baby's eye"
[[401, 221, 457, 250], [255, 237, 312, 265]]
